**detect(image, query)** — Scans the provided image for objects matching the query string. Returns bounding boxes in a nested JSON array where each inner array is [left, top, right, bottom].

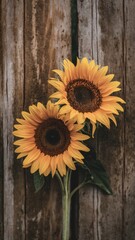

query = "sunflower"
[[49, 58, 125, 134], [13, 101, 90, 177]]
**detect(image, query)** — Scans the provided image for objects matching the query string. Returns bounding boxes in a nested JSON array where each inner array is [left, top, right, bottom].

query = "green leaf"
[[78, 156, 113, 195], [33, 171, 45, 193]]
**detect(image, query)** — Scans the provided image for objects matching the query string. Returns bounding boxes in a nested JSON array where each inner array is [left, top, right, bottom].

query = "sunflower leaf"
[[78, 156, 112, 195], [33, 171, 45, 193]]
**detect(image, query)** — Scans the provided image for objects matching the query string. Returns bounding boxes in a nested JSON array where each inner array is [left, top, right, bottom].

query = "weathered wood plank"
[[97, 1, 124, 239], [123, 1, 135, 239], [78, 1, 100, 239], [0, 0, 3, 238], [24, 0, 71, 239], [2, 0, 25, 239], [78, 0, 125, 239]]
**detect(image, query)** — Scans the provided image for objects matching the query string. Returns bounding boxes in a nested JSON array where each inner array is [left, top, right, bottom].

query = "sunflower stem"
[[62, 169, 71, 240], [56, 171, 64, 192], [70, 181, 86, 198]]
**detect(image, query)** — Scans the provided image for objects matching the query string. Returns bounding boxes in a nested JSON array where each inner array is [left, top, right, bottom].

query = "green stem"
[[70, 181, 86, 198], [56, 171, 64, 192], [62, 169, 71, 240]]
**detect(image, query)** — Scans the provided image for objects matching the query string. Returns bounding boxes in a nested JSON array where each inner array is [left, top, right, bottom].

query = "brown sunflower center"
[[66, 79, 102, 112], [34, 118, 70, 156]]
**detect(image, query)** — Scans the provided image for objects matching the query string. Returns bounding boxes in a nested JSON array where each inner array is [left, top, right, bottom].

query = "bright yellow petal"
[[57, 155, 66, 176], [50, 156, 57, 177], [44, 166, 51, 176], [108, 114, 117, 126], [23, 148, 41, 165], [72, 124, 84, 132], [71, 132, 90, 141], [71, 140, 90, 152], [13, 130, 35, 138], [68, 146, 84, 159], [63, 151, 76, 170], [94, 110, 110, 128], [39, 155, 50, 175], [53, 69, 64, 81], [77, 112, 85, 124], [70, 109, 78, 119], [48, 79, 65, 92], [102, 96, 125, 103], [100, 103, 120, 115], [59, 105, 71, 115], [15, 143, 36, 153], [17, 152, 28, 159], [21, 111, 38, 126], [49, 91, 63, 99], [30, 159, 39, 174], [84, 112, 96, 123]]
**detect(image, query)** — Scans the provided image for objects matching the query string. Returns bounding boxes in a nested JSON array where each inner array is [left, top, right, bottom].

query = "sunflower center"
[[66, 79, 102, 112], [35, 118, 70, 156], [45, 128, 60, 145]]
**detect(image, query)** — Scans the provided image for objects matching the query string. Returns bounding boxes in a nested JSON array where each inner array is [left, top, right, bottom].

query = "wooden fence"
[[0, 0, 135, 239]]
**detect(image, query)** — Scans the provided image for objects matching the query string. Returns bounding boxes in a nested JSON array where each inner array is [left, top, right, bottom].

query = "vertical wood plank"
[[78, 0, 125, 239], [0, 0, 3, 238], [78, 1, 100, 239], [123, 1, 135, 239], [2, 1, 25, 239], [97, 1, 124, 239], [24, 0, 71, 239]]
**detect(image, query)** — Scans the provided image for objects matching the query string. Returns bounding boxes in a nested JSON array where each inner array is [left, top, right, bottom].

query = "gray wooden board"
[[24, 0, 71, 239]]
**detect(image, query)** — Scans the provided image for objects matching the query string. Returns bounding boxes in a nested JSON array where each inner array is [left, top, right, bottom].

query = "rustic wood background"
[[0, 0, 135, 239]]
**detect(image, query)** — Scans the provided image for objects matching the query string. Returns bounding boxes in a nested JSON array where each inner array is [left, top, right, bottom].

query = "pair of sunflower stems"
[[56, 169, 88, 198]]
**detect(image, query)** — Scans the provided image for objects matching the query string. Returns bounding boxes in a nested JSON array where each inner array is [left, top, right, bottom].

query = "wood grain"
[[123, 0, 135, 239], [78, 1, 101, 239], [24, 0, 71, 239], [2, 0, 25, 240], [78, 0, 125, 239], [0, 0, 3, 238]]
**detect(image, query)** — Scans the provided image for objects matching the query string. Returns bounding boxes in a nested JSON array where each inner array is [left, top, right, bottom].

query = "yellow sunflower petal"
[[102, 96, 125, 103], [71, 140, 90, 152], [72, 124, 84, 132], [108, 114, 117, 126], [100, 103, 120, 115], [44, 166, 51, 176], [39, 155, 50, 175], [91, 121, 96, 138], [53, 69, 64, 81], [68, 145, 84, 160], [21, 111, 38, 126], [13, 138, 35, 146], [15, 143, 36, 153], [59, 105, 71, 115], [30, 160, 39, 174], [49, 91, 63, 99], [13, 130, 35, 138], [48, 79, 65, 92], [23, 148, 41, 165], [75, 158, 84, 164], [84, 112, 96, 123], [77, 112, 85, 124], [57, 154, 66, 176], [63, 151, 76, 170], [50, 156, 58, 177], [94, 110, 110, 128], [17, 152, 28, 159], [71, 132, 90, 141], [70, 109, 78, 119]]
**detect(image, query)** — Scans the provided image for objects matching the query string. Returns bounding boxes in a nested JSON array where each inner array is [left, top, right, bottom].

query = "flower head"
[[49, 58, 125, 134], [13, 101, 90, 177]]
